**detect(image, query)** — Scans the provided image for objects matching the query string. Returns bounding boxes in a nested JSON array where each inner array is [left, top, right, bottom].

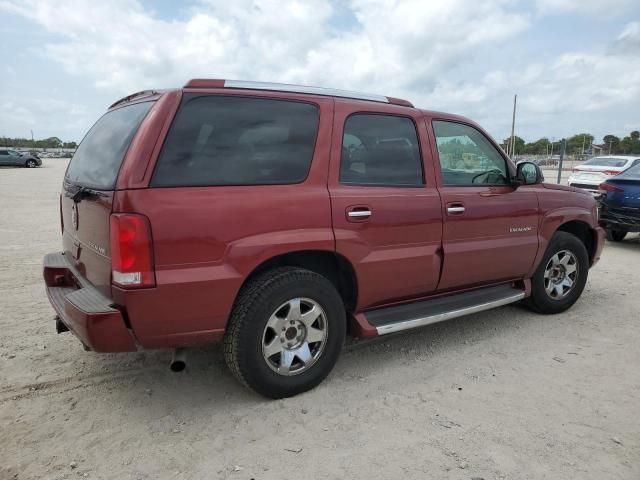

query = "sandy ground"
[[1, 160, 638, 480]]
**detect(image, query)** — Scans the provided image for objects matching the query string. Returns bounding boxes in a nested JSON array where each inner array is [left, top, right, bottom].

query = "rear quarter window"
[[151, 95, 319, 187], [65, 101, 153, 189]]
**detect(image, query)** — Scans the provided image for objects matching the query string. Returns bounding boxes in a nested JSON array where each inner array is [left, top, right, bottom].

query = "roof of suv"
[[107, 79, 475, 125], [182, 78, 414, 108]]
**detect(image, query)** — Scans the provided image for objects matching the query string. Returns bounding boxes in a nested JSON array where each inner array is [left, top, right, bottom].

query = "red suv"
[[44, 79, 605, 398]]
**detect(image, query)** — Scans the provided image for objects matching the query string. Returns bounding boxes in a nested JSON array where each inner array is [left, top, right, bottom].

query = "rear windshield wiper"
[[66, 185, 107, 203]]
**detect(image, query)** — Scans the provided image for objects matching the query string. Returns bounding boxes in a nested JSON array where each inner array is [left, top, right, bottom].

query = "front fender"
[[527, 206, 599, 277]]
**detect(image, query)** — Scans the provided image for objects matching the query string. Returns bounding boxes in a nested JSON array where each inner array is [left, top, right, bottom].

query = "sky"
[[0, 0, 639, 144]]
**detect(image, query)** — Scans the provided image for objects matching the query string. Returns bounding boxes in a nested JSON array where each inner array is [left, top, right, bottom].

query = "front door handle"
[[348, 210, 372, 218], [346, 206, 372, 221], [446, 203, 465, 215]]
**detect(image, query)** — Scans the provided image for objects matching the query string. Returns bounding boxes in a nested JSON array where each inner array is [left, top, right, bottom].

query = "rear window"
[[151, 95, 319, 187], [65, 101, 153, 189], [582, 157, 628, 168]]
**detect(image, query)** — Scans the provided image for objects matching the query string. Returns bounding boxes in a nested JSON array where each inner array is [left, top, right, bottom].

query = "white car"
[[567, 156, 640, 194]]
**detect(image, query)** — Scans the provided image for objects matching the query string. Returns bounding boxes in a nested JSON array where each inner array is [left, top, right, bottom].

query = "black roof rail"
[[108, 90, 161, 109]]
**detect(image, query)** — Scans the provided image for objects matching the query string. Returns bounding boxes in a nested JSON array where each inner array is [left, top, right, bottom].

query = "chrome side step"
[[366, 284, 525, 336]]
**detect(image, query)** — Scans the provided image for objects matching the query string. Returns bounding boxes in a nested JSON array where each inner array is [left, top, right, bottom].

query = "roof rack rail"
[[183, 79, 414, 107], [108, 90, 161, 109]]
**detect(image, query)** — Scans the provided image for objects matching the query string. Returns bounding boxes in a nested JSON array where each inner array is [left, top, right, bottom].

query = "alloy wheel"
[[544, 250, 578, 299], [262, 297, 328, 376]]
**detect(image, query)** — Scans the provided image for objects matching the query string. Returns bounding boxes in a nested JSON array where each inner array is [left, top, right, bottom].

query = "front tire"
[[223, 267, 346, 398], [525, 231, 589, 314], [606, 228, 627, 242], [25, 159, 37, 168]]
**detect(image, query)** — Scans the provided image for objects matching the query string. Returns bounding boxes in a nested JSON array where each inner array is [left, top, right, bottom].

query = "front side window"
[[433, 121, 509, 186], [151, 95, 319, 187], [340, 114, 423, 186]]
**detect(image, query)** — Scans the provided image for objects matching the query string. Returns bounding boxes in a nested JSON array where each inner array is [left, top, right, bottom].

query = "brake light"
[[110, 213, 155, 288], [603, 170, 620, 176], [598, 182, 624, 193]]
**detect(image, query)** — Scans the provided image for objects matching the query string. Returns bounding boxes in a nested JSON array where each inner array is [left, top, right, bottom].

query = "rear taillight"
[[598, 182, 624, 193], [110, 213, 155, 288], [603, 170, 620, 176]]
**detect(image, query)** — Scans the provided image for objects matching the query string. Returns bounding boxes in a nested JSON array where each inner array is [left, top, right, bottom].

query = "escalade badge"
[[71, 203, 79, 230], [510, 226, 532, 233]]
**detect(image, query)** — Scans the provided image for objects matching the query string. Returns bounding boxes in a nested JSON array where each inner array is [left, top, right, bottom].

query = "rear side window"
[[340, 114, 423, 186], [66, 101, 153, 189], [151, 95, 319, 187], [582, 157, 628, 168]]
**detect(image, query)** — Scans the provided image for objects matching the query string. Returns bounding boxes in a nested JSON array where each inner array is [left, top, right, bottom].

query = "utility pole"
[[608, 138, 612, 155], [557, 138, 566, 184], [509, 94, 517, 157]]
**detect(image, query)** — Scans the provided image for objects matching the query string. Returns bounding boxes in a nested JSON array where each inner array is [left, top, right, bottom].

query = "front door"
[[429, 119, 539, 291], [328, 101, 443, 310]]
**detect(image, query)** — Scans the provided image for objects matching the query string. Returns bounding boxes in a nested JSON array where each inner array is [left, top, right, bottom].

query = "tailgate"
[[60, 100, 155, 298]]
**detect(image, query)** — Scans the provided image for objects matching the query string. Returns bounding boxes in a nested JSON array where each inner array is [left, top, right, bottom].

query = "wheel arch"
[[239, 250, 358, 313], [555, 220, 596, 265]]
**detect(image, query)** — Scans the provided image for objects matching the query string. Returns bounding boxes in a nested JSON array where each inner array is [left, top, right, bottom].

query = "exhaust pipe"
[[55, 316, 69, 334], [170, 348, 187, 372]]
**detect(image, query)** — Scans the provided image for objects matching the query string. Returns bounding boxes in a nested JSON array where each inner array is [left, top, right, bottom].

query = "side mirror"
[[515, 161, 544, 185]]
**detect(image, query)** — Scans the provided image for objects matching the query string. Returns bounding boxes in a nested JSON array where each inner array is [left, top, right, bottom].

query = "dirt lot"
[[1, 161, 639, 480]]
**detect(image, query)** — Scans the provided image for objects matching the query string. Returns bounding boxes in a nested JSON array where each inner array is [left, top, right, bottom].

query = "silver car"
[[0, 149, 42, 168]]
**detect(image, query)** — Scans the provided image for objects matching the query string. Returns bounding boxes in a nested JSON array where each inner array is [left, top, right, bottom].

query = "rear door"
[[61, 100, 154, 296], [328, 101, 443, 310], [428, 119, 539, 291]]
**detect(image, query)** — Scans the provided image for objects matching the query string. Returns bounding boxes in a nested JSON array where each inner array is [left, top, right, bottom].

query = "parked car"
[[598, 163, 640, 241], [0, 148, 42, 167], [568, 156, 640, 194], [43, 80, 604, 398]]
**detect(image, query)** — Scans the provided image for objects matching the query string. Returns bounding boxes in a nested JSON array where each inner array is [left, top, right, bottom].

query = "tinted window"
[[0, 151, 7, 156], [66, 101, 153, 189], [433, 121, 509, 185], [151, 95, 319, 187], [340, 114, 423, 186]]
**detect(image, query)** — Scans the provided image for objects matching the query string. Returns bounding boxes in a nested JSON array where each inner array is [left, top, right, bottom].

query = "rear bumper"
[[599, 205, 640, 233], [43, 252, 137, 352]]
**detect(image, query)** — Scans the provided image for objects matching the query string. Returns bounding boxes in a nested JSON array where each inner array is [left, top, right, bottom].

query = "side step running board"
[[366, 284, 525, 336]]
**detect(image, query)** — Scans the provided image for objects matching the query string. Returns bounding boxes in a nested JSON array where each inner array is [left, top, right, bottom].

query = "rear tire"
[[223, 267, 346, 399], [606, 228, 627, 242], [525, 231, 589, 314]]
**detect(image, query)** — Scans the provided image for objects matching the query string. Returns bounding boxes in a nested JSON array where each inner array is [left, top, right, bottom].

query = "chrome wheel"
[[26, 160, 37, 168], [262, 298, 328, 376], [544, 250, 578, 299]]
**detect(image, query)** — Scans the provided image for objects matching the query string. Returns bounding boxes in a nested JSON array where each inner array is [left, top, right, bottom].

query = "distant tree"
[[524, 137, 551, 155], [565, 133, 594, 155], [62, 141, 78, 149], [631, 131, 640, 140], [502, 135, 526, 155], [603, 135, 621, 154]]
